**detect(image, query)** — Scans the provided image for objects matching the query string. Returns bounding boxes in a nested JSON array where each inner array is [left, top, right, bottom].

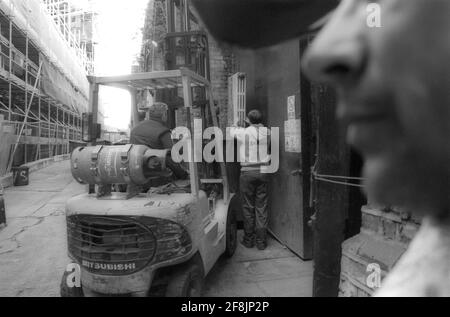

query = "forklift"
[[61, 68, 239, 297]]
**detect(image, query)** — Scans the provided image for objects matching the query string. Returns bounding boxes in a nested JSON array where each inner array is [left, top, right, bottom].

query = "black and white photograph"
[[0, 0, 448, 303]]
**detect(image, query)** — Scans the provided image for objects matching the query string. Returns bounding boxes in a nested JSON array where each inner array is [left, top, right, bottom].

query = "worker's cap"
[[147, 102, 169, 119], [191, 0, 338, 49]]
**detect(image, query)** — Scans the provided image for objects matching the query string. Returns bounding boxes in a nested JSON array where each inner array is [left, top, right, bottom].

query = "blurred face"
[[303, 0, 450, 215]]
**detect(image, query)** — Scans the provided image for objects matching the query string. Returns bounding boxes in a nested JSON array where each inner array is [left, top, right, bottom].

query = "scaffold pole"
[[7, 61, 43, 173]]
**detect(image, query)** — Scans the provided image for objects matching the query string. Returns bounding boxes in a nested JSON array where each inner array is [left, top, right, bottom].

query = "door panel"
[[255, 40, 312, 259]]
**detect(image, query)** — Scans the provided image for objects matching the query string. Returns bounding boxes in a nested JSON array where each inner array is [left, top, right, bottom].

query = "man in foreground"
[[302, 0, 450, 296]]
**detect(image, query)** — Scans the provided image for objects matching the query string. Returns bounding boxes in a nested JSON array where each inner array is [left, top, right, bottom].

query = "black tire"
[[60, 271, 84, 297], [165, 262, 204, 297], [224, 208, 238, 258]]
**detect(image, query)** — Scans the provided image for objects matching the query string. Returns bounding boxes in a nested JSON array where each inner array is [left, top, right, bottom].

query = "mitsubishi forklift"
[[61, 69, 238, 297], [60, 0, 239, 297]]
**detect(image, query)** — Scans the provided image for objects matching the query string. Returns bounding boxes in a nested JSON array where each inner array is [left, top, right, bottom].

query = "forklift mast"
[[164, 0, 210, 79], [149, 0, 211, 129]]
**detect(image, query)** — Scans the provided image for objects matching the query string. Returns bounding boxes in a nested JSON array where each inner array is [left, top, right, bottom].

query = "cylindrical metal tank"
[[71, 145, 150, 185]]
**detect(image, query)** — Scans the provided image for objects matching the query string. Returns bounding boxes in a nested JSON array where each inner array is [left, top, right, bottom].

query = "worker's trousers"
[[240, 170, 269, 244]]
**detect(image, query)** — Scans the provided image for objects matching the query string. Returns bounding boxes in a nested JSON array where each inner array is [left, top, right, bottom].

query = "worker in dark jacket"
[[131, 102, 188, 180], [131, 102, 173, 149]]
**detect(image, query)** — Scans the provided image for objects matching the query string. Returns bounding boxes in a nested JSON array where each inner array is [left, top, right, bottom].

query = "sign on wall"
[[285, 119, 302, 153], [287, 95, 296, 120], [285, 95, 301, 153]]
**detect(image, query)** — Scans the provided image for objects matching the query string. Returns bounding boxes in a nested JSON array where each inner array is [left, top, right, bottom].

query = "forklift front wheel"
[[166, 262, 204, 297], [224, 208, 238, 258]]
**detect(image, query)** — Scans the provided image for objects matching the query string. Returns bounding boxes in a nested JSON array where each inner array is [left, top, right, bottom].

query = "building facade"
[[0, 0, 93, 177]]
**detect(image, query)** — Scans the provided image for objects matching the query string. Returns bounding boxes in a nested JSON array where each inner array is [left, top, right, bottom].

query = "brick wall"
[[339, 205, 421, 297], [208, 37, 237, 129]]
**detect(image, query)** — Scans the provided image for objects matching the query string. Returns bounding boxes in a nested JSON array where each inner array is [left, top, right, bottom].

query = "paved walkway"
[[0, 160, 83, 297], [0, 161, 312, 297]]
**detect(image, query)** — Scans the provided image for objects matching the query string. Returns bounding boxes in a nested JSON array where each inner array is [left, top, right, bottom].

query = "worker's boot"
[[256, 229, 268, 250], [242, 216, 255, 248], [241, 234, 255, 248]]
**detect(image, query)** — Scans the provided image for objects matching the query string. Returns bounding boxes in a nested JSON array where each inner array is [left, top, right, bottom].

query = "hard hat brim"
[[191, 0, 338, 49]]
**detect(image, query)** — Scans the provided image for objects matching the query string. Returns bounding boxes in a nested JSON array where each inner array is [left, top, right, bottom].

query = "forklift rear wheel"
[[166, 262, 204, 297], [60, 271, 84, 297], [224, 208, 238, 258]]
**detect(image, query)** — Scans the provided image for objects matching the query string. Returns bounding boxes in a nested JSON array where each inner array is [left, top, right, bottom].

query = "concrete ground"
[[204, 233, 313, 297], [0, 160, 313, 297], [0, 160, 83, 297]]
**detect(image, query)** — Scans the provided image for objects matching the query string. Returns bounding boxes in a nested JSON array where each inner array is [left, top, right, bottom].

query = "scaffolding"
[[42, 0, 96, 75], [0, 2, 86, 176]]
